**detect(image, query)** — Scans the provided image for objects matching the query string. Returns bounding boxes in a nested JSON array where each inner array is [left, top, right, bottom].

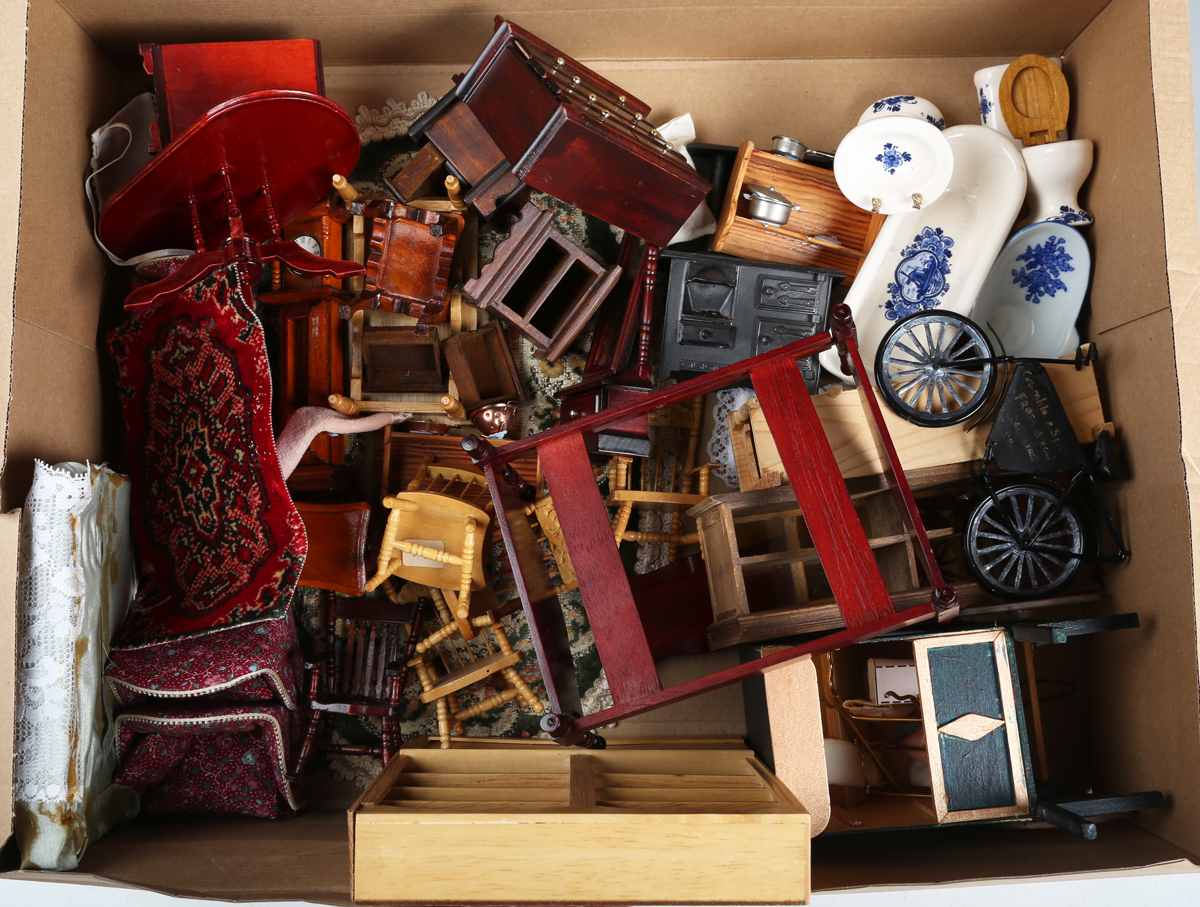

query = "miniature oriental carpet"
[[108, 261, 306, 649]]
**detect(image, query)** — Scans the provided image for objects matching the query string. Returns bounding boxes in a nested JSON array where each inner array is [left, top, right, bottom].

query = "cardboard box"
[[2, 0, 1200, 901]]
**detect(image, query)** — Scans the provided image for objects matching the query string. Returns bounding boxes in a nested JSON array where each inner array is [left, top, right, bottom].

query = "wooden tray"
[[350, 741, 810, 905]]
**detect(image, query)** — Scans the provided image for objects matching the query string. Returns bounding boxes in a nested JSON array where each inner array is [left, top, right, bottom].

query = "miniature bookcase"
[[350, 740, 810, 905]]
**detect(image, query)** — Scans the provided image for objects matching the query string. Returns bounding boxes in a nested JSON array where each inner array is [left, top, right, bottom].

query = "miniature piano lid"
[[96, 90, 359, 262]]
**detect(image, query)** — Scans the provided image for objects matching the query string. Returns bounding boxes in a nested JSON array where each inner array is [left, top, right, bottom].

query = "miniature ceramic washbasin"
[[969, 222, 1090, 359], [819, 124, 1027, 382]]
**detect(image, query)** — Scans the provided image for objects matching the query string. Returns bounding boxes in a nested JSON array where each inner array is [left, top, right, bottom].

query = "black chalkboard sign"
[[986, 362, 1087, 474]]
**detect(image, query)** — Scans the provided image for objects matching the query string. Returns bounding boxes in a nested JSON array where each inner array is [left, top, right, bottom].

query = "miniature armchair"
[[607, 396, 720, 562]]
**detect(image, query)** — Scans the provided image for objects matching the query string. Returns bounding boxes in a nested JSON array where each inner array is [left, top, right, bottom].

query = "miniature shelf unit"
[[712, 140, 885, 283], [465, 305, 959, 746], [350, 741, 810, 905]]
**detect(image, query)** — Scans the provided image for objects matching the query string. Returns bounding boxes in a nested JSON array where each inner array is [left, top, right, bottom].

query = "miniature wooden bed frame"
[[465, 304, 959, 746]]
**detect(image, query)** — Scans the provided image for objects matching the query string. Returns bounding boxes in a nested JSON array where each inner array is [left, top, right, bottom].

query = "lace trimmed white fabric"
[[707, 387, 756, 488], [354, 92, 439, 145], [13, 462, 139, 870]]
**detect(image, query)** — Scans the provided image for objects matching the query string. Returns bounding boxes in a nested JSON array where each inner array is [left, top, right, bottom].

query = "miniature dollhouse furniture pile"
[[292, 502, 432, 774], [465, 305, 959, 747], [796, 618, 1163, 837], [362, 459, 545, 746]]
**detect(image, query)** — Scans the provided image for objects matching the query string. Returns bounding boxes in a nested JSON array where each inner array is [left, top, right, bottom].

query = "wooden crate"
[[350, 741, 810, 905]]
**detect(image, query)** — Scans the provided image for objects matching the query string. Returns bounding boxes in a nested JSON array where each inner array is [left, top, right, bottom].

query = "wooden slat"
[[594, 787, 775, 803], [752, 356, 894, 628], [591, 773, 764, 788], [570, 755, 597, 807], [539, 431, 661, 705], [397, 772, 568, 788], [389, 787, 569, 802], [477, 450, 581, 718], [738, 527, 956, 569]]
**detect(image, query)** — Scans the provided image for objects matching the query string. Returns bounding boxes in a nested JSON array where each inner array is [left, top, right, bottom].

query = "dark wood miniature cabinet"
[[409, 18, 710, 245], [658, 250, 843, 389]]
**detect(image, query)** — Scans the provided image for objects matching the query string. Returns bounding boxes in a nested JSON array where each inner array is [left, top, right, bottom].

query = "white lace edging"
[[707, 388, 756, 488], [355, 92, 439, 145]]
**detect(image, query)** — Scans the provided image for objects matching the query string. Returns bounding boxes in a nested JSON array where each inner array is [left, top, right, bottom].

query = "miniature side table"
[[461, 202, 621, 362], [658, 250, 843, 388]]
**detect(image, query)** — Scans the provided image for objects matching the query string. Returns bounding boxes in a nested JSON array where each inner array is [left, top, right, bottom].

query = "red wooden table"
[[465, 304, 960, 747]]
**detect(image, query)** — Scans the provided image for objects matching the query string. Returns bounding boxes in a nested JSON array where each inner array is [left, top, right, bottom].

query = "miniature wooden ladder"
[[466, 304, 959, 746]]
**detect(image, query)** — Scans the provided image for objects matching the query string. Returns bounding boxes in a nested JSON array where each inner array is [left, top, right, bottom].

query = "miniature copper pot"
[[472, 402, 518, 437]]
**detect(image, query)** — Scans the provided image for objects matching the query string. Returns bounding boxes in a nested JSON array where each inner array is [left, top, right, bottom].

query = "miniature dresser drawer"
[[351, 741, 811, 904]]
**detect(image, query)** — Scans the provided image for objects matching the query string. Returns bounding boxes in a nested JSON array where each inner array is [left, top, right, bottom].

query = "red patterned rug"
[[108, 262, 306, 648]]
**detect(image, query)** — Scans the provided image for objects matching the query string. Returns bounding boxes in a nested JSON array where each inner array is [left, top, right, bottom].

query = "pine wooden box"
[[350, 741, 810, 905]]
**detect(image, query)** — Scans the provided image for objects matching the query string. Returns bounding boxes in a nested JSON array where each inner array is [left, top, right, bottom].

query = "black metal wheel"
[[875, 311, 997, 427], [963, 483, 1087, 599]]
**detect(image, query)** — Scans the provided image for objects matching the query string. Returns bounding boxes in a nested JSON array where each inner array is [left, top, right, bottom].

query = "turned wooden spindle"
[[445, 175, 467, 213], [458, 519, 476, 618], [328, 393, 360, 415], [630, 244, 658, 382], [502, 666, 544, 712], [440, 395, 467, 419], [332, 173, 359, 203]]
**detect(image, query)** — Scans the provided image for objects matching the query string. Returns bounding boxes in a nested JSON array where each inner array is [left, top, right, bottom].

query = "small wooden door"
[[913, 628, 1033, 823]]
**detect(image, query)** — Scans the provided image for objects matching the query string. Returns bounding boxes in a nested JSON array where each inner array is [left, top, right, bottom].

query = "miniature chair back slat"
[[607, 396, 720, 562]]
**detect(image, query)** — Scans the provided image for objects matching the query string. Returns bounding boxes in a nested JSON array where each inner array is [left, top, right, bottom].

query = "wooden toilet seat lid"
[[999, 54, 1070, 147]]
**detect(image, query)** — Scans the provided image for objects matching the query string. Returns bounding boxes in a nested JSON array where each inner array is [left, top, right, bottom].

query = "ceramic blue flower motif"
[[872, 95, 917, 113], [876, 142, 913, 175], [1047, 205, 1094, 226], [979, 87, 993, 125], [884, 227, 955, 320], [925, 114, 946, 131], [1012, 235, 1074, 302]]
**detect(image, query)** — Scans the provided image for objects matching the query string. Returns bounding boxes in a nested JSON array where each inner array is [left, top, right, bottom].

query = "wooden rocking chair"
[[364, 458, 493, 640]]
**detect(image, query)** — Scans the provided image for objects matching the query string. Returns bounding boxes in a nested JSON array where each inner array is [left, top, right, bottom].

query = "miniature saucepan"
[[742, 184, 803, 226]]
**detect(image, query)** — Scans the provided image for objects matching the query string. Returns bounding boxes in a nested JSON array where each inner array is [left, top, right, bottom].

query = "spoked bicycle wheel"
[[874, 311, 997, 427], [963, 483, 1088, 599]]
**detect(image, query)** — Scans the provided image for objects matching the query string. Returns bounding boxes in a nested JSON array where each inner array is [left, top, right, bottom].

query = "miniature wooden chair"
[[364, 458, 494, 642], [292, 502, 429, 775], [607, 396, 719, 562], [407, 588, 544, 748]]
